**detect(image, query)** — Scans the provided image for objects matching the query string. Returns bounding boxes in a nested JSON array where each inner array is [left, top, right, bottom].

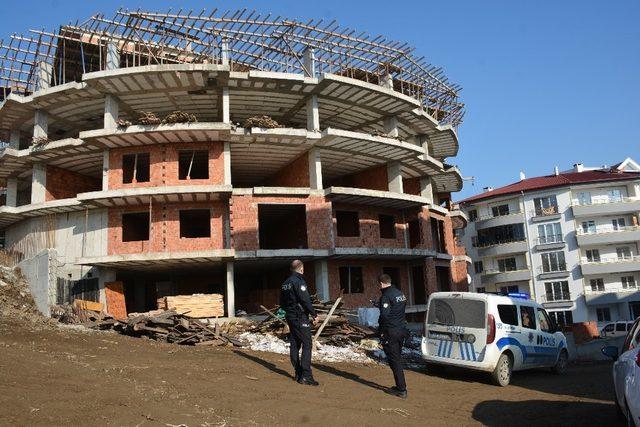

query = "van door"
[[518, 305, 538, 367], [535, 308, 560, 367], [614, 322, 627, 338], [425, 296, 487, 362]]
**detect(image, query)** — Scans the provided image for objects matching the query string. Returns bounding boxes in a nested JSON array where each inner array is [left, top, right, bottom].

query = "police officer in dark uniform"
[[279, 259, 319, 386], [377, 273, 408, 398]]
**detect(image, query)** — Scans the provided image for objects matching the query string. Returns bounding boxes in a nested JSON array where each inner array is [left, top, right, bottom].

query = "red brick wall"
[[108, 142, 225, 190], [332, 203, 406, 248], [403, 177, 421, 196], [230, 194, 332, 251], [45, 166, 101, 201], [328, 259, 410, 308], [264, 153, 310, 187], [328, 164, 389, 191], [107, 201, 225, 255]]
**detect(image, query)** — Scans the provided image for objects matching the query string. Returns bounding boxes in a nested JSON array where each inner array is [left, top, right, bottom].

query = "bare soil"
[[0, 316, 621, 427]]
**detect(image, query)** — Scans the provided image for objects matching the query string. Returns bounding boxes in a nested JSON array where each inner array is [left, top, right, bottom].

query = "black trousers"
[[286, 316, 313, 379], [382, 327, 408, 391]]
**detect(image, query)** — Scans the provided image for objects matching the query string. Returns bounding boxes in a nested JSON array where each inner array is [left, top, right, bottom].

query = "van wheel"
[[491, 353, 512, 386], [552, 349, 568, 375]]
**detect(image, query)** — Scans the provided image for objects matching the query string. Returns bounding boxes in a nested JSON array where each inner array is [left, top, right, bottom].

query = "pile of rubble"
[[78, 308, 248, 347], [0, 263, 45, 324], [252, 297, 376, 346], [242, 115, 282, 129], [162, 110, 198, 124], [136, 111, 162, 125]]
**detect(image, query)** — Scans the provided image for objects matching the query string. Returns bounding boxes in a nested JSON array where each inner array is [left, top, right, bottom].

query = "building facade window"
[[576, 191, 591, 205], [616, 247, 632, 260], [122, 153, 150, 183], [378, 214, 396, 239], [586, 249, 601, 263], [590, 278, 605, 292], [339, 266, 363, 294], [491, 204, 510, 217], [538, 222, 562, 244], [534, 195, 558, 216], [336, 211, 360, 237], [621, 276, 636, 289], [545, 281, 570, 301], [581, 220, 596, 234], [498, 257, 517, 272], [541, 251, 566, 272], [474, 261, 483, 274], [596, 307, 611, 322], [612, 218, 626, 231], [476, 287, 486, 293], [549, 310, 574, 326], [608, 189, 622, 203], [500, 285, 519, 294], [468, 209, 478, 221], [476, 223, 525, 247]]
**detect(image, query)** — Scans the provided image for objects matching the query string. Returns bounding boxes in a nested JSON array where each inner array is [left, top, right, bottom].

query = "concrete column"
[[6, 178, 17, 207], [387, 161, 403, 193], [36, 61, 53, 91], [419, 134, 434, 157], [102, 149, 110, 190], [383, 116, 399, 138], [226, 261, 235, 318], [31, 164, 47, 204], [314, 260, 329, 302], [223, 141, 231, 185], [308, 147, 323, 190], [306, 95, 320, 131], [104, 94, 119, 129], [9, 130, 20, 149], [303, 48, 316, 78], [106, 42, 120, 70], [419, 177, 434, 202], [33, 109, 48, 139], [220, 38, 230, 65], [221, 87, 230, 124]]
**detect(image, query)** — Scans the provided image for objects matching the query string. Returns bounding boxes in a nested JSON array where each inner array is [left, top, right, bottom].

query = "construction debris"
[[162, 110, 198, 124], [136, 111, 162, 125], [31, 136, 50, 148], [157, 293, 224, 318], [251, 297, 376, 346], [116, 118, 132, 127], [243, 115, 282, 129], [83, 309, 247, 347]]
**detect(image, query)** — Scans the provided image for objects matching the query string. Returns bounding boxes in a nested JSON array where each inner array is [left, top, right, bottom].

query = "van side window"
[[536, 308, 551, 332], [497, 305, 518, 326], [520, 306, 536, 329], [624, 320, 640, 351], [616, 323, 626, 332], [604, 324, 615, 332]]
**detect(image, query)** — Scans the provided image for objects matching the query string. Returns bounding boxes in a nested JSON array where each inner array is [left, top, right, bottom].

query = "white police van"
[[422, 292, 569, 386]]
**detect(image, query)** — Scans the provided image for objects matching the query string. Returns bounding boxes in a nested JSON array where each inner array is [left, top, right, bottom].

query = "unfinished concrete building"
[[0, 9, 470, 318]]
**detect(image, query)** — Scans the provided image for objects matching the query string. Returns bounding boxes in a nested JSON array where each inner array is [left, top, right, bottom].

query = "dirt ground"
[[0, 317, 622, 427]]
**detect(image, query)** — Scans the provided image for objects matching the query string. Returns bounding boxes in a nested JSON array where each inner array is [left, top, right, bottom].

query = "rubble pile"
[[242, 115, 282, 129], [162, 110, 198, 124], [136, 111, 162, 125], [0, 263, 46, 324]]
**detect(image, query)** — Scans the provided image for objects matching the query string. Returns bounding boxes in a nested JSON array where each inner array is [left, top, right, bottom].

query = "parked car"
[[422, 292, 569, 386], [601, 321, 635, 338], [602, 317, 640, 427]]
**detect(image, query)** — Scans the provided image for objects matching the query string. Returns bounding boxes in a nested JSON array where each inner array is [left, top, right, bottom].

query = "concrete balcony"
[[476, 239, 528, 257], [584, 287, 640, 306], [572, 197, 640, 218], [580, 255, 640, 276], [529, 206, 561, 223], [480, 268, 531, 285], [576, 226, 640, 246], [474, 211, 524, 230], [539, 293, 574, 310], [534, 235, 566, 251], [536, 265, 570, 280]]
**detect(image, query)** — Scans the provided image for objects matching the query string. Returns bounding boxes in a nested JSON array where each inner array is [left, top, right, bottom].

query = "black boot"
[[295, 368, 302, 382], [298, 377, 319, 386], [384, 387, 407, 399]]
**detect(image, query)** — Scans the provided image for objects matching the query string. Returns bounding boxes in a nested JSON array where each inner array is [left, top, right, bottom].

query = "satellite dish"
[[467, 273, 472, 286]]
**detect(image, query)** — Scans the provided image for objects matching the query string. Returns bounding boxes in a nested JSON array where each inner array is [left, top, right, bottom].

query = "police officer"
[[377, 273, 408, 398], [279, 259, 319, 386]]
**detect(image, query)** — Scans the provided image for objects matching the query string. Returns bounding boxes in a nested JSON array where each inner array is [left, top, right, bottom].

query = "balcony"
[[572, 196, 640, 218], [474, 238, 529, 257], [480, 268, 531, 285], [540, 292, 573, 309], [474, 210, 524, 230], [580, 255, 640, 276], [584, 285, 640, 306], [530, 205, 561, 222], [576, 225, 640, 246], [537, 264, 570, 280], [534, 234, 566, 251]]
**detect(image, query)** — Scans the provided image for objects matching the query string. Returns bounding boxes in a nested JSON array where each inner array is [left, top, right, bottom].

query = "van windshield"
[[427, 298, 486, 328]]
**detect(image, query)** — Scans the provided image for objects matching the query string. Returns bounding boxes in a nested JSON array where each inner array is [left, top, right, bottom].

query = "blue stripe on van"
[[459, 341, 466, 360], [437, 340, 444, 357], [468, 343, 476, 361], [447, 340, 454, 358]]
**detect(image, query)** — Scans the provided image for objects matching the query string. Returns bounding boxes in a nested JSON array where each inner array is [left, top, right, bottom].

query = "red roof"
[[460, 170, 640, 204]]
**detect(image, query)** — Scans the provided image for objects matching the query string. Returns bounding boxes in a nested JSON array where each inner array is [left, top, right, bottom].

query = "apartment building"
[[460, 158, 640, 327]]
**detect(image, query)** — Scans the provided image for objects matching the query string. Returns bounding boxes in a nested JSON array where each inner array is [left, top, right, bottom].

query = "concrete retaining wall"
[[17, 249, 57, 316]]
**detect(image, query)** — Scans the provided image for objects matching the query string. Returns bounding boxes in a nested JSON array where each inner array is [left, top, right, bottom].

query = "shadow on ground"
[[472, 399, 622, 426]]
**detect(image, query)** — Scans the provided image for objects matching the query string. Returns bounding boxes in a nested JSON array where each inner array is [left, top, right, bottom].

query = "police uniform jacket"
[[280, 272, 317, 319], [378, 285, 407, 331]]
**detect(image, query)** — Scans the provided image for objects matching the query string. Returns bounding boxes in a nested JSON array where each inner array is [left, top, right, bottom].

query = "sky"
[[4, 0, 639, 199]]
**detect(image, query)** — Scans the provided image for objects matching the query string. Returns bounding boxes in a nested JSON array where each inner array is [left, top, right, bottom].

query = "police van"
[[421, 292, 569, 386]]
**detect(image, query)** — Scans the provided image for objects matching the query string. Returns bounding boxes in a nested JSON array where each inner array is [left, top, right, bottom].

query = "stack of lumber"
[[85, 309, 246, 347], [252, 297, 376, 346], [157, 293, 224, 318]]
